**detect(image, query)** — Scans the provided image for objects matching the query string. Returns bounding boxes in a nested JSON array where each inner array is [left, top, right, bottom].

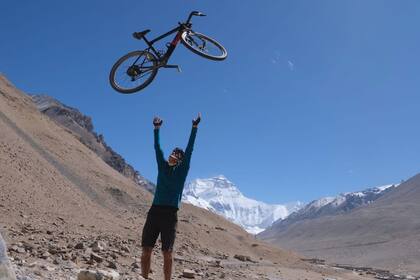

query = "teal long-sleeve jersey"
[[152, 127, 197, 208]]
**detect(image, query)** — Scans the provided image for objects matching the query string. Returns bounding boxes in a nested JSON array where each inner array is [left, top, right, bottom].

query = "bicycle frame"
[[138, 11, 205, 67], [142, 24, 189, 66]]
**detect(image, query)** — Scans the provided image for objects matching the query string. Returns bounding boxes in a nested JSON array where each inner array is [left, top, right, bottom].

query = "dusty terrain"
[[0, 75, 377, 279]]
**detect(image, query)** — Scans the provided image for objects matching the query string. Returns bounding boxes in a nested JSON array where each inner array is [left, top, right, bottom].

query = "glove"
[[192, 113, 201, 126], [153, 117, 163, 127]]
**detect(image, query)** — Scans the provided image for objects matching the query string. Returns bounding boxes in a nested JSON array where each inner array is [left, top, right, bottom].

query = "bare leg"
[[163, 250, 173, 280], [141, 247, 153, 279]]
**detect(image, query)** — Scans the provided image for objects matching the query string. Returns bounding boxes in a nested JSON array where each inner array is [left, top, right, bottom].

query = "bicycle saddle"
[[133, 29, 151, 40]]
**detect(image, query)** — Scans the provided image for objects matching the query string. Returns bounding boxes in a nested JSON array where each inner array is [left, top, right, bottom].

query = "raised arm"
[[153, 117, 165, 167], [183, 113, 201, 168]]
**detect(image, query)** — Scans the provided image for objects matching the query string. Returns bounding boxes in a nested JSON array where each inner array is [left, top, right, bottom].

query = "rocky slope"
[[183, 176, 303, 234], [31, 94, 154, 192], [0, 75, 374, 280], [258, 176, 420, 275]]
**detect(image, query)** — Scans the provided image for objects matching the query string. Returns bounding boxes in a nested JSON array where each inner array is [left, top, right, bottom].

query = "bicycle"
[[109, 11, 227, 94]]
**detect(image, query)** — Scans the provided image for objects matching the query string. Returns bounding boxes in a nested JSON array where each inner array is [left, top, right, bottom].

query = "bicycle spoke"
[[112, 53, 156, 90], [184, 32, 224, 57], [110, 50, 159, 94]]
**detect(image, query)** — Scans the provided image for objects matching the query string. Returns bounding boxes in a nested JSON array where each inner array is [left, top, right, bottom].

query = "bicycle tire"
[[181, 31, 227, 61], [109, 50, 158, 94]]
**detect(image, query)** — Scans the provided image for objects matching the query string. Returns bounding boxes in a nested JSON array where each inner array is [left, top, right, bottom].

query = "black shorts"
[[141, 205, 178, 251]]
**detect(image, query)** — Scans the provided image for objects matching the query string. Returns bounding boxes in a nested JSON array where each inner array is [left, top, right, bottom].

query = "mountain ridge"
[[31, 94, 155, 193], [258, 174, 420, 274], [265, 183, 397, 230]]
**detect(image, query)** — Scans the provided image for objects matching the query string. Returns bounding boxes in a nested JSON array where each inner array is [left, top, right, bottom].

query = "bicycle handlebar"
[[186, 11, 206, 24]]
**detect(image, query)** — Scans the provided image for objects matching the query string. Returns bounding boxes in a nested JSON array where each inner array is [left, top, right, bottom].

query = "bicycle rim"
[[110, 51, 158, 94], [181, 31, 227, 61]]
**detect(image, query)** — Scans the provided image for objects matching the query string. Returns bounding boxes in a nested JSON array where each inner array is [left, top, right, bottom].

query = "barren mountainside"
[[264, 184, 396, 230], [259, 175, 420, 275], [31, 94, 154, 192]]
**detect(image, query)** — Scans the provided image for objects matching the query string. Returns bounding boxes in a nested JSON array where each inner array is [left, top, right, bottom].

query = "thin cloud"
[[288, 60, 295, 71], [270, 52, 296, 71], [271, 51, 282, 64]]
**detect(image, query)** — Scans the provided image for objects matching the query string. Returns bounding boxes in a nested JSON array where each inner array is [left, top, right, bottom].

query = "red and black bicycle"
[[109, 11, 227, 94]]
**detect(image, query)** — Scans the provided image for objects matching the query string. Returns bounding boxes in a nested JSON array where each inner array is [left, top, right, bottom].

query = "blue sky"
[[1, 1, 420, 204]]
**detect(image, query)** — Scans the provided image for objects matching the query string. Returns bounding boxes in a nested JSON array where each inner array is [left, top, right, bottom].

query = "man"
[[141, 113, 201, 280]]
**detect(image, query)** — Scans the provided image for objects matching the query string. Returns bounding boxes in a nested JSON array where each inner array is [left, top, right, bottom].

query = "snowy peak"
[[323, 184, 396, 209], [182, 176, 303, 234], [188, 176, 242, 198]]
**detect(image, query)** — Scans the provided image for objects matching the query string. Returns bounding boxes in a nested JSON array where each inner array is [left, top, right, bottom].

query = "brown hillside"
[[259, 173, 420, 275]]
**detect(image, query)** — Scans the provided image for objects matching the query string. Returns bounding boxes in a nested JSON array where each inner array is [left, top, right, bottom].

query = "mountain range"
[[258, 177, 420, 274], [182, 175, 303, 234], [265, 184, 397, 230], [30, 95, 397, 238]]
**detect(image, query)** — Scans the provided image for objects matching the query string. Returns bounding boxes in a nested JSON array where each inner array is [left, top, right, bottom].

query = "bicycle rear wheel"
[[109, 50, 158, 94], [181, 31, 227, 61]]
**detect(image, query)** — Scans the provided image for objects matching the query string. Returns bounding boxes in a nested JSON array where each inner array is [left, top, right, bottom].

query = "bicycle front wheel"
[[181, 31, 227, 61], [109, 50, 158, 94]]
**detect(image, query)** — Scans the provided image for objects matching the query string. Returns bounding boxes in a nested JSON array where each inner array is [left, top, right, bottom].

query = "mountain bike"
[[109, 11, 227, 94]]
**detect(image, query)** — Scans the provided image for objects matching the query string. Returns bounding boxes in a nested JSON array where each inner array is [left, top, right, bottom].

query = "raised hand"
[[153, 116, 163, 128], [192, 113, 201, 127]]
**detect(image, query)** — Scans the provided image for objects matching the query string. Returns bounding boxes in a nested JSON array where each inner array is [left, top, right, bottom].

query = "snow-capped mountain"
[[182, 175, 303, 234], [263, 184, 398, 231]]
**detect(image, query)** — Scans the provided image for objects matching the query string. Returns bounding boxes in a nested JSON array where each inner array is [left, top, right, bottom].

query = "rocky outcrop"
[[31, 95, 155, 192], [0, 233, 16, 280]]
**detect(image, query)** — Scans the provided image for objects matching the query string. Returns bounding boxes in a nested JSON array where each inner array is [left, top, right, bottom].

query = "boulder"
[[90, 253, 104, 263], [0, 233, 17, 280], [74, 242, 84, 250], [107, 261, 117, 269], [91, 241, 106, 253], [233, 254, 251, 262], [77, 269, 120, 280], [120, 245, 130, 253], [182, 269, 196, 278]]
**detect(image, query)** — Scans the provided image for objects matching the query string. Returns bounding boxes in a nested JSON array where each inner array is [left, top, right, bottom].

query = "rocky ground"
[[2, 221, 382, 280]]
